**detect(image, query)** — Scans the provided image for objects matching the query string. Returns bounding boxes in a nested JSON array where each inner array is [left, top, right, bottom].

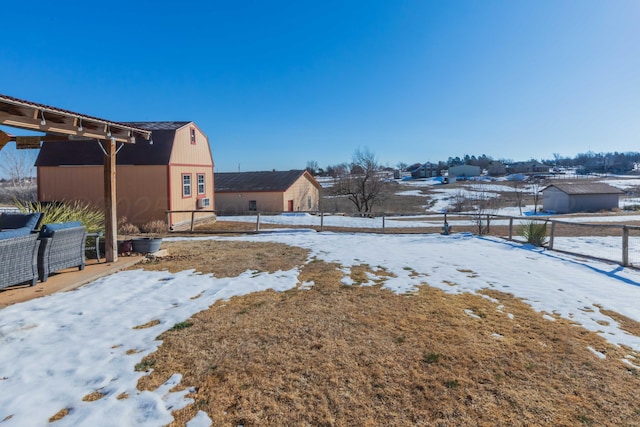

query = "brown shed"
[[214, 170, 321, 214], [35, 121, 214, 228], [541, 183, 624, 214]]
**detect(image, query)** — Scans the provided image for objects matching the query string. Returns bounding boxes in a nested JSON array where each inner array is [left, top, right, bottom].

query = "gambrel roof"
[[215, 170, 321, 192], [35, 121, 196, 166], [541, 183, 624, 195]]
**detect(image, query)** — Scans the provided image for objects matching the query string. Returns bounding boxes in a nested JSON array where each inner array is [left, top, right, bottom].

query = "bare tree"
[[510, 179, 525, 215], [529, 177, 546, 213], [332, 148, 388, 213], [470, 185, 498, 234], [447, 189, 469, 213], [305, 160, 319, 175], [0, 145, 38, 202]]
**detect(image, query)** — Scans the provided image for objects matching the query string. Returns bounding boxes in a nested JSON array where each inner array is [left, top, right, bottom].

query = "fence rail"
[[165, 209, 640, 268]]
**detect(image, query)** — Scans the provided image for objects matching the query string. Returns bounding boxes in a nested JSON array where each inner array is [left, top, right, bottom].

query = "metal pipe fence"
[[166, 209, 640, 268]]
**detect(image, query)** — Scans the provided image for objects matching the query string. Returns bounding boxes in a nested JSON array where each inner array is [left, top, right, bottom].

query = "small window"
[[197, 173, 205, 195], [190, 128, 196, 144], [307, 195, 312, 209], [182, 174, 192, 197], [249, 200, 257, 211]]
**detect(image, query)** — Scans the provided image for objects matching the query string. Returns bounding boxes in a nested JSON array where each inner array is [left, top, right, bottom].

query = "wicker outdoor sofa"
[[0, 212, 43, 288], [0, 233, 40, 288], [37, 223, 87, 282]]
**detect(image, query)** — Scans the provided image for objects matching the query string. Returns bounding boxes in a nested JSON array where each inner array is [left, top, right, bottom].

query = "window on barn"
[[190, 128, 196, 144], [197, 174, 205, 195], [307, 196, 312, 209], [249, 200, 257, 211], [182, 174, 192, 197]]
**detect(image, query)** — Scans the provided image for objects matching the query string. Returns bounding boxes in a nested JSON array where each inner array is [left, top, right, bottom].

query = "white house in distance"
[[541, 183, 624, 214]]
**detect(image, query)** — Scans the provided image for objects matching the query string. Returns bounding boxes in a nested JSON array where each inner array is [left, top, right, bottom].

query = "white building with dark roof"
[[541, 183, 624, 213]]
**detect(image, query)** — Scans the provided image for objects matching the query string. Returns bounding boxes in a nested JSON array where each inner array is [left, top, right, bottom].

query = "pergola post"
[[102, 139, 118, 262]]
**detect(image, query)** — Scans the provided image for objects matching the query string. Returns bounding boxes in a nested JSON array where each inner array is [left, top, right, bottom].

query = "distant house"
[[448, 164, 481, 178], [410, 162, 438, 179], [507, 161, 550, 175], [35, 121, 214, 228], [215, 170, 321, 214], [541, 183, 624, 214], [487, 161, 507, 176]]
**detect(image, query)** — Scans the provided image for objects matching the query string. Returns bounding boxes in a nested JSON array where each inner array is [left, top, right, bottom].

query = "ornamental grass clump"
[[140, 220, 167, 235], [519, 220, 548, 247], [117, 217, 140, 235], [15, 200, 104, 233]]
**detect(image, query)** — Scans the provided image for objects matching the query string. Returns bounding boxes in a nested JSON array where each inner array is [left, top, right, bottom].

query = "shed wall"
[[167, 165, 215, 226], [568, 194, 619, 213], [282, 177, 320, 211], [169, 126, 213, 166], [542, 188, 570, 213], [215, 192, 284, 214], [38, 165, 169, 226]]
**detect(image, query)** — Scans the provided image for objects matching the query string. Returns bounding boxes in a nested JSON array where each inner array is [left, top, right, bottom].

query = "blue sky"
[[1, 0, 639, 172]]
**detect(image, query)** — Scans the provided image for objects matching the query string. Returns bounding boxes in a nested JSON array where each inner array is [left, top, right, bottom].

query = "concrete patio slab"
[[0, 256, 144, 308]]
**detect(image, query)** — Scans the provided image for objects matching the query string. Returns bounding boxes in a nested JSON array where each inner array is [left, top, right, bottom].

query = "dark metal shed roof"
[[215, 170, 320, 192]]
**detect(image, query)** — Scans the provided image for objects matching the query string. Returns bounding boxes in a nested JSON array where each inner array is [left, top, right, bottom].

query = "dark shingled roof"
[[35, 122, 191, 166], [124, 121, 190, 131], [215, 170, 319, 192], [542, 183, 624, 195]]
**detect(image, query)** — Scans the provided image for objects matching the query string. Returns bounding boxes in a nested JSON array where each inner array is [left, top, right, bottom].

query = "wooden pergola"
[[0, 94, 152, 262]]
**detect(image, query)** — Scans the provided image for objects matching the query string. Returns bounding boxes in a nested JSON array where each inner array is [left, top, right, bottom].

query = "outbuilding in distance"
[[214, 170, 321, 214], [541, 182, 624, 214]]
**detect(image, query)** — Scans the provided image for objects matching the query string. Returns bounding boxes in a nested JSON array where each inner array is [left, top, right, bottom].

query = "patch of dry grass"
[[138, 240, 309, 277], [132, 319, 160, 329], [596, 305, 640, 337], [48, 408, 70, 422], [81, 390, 106, 402], [133, 241, 640, 426]]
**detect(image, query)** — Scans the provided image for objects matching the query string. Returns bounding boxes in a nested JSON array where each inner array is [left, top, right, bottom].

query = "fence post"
[[190, 211, 196, 232], [508, 218, 513, 240], [382, 214, 385, 234], [320, 212, 324, 232], [166, 211, 172, 232], [256, 212, 261, 232], [548, 221, 555, 250], [486, 214, 490, 234], [623, 226, 629, 267]]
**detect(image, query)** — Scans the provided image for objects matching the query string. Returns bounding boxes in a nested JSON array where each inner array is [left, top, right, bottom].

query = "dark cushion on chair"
[[0, 227, 32, 240], [39, 221, 83, 238], [0, 213, 42, 231]]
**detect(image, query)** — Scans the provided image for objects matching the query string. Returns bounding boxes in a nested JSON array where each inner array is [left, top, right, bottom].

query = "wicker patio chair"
[[38, 226, 87, 282], [0, 233, 40, 288]]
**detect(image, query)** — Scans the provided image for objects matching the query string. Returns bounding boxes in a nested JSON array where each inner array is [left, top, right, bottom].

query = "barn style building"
[[35, 121, 214, 228]]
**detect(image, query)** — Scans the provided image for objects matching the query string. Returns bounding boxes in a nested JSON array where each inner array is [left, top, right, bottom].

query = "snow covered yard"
[[2, 231, 640, 425]]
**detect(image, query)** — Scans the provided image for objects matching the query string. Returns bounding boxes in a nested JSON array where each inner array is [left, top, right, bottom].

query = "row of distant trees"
[[308, 150, 640, 181], [305, 149, 640, 215]]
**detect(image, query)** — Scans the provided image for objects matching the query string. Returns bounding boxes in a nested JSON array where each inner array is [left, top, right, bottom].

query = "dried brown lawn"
[[133, 240, 640, 426]]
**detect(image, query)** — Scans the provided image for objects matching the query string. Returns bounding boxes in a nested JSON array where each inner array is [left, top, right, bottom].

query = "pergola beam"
[[0, 93, 152, 263]]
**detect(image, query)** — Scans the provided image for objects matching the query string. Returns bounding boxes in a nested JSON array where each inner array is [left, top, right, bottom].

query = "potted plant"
[[131, 220, 166, 254]]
